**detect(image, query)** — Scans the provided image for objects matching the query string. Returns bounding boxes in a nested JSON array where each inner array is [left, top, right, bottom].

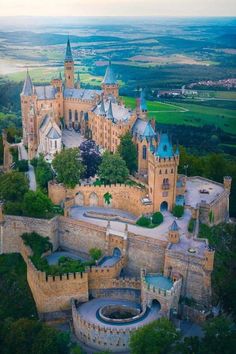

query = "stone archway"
[[113, 247, 122, 258], [160, 201, 168, 212], [89, 192, 99, 206], [75, 192, 84, 206]]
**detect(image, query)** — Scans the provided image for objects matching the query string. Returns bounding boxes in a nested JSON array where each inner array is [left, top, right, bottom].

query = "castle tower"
[[51, 73, 63, 120], [64, 38, 74, 89], [21, 69, 33, 145], [102, 60, 119, 98], [203, 247, 215, 271], [28, 102, 37, 160], [76, 71, 81, 89], [148, 133, 179, 212], [139, 89, 147, 119], [223, 176, 232, 192], [168, 221, 180, 244]]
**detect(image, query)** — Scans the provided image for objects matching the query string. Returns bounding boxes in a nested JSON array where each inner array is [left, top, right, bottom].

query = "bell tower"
[[64, 38, 74, 89]]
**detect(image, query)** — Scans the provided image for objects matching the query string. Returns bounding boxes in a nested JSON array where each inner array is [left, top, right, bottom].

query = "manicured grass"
[[122, 96, 236, 134]]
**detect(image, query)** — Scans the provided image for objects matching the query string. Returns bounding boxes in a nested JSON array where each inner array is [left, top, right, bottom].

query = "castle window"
[[159, 169, 162, 174], [75, 110, 78, 121], [165, 169, 168, 174], [69, 109, 72, 121], [142, 145, 147, 160], [55, 141, 57, 148], [171, 168, 174, 173]]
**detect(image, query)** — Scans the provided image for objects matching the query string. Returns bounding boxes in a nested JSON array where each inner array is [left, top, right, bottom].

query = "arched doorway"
[[150, 299, 161, 310], [75, 192, 84, 206], [89, 192, 98, 206], [160, 201, 168, 212], [113, 247, 122, 258]]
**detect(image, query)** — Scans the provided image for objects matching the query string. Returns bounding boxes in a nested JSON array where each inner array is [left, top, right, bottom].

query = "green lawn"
[[122, 96, 236, 134]]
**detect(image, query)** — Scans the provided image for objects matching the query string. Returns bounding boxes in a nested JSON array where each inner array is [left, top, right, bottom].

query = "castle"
[[0, 38, 232, 352]]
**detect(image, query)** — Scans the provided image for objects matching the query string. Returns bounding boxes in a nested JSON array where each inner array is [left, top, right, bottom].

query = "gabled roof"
[[102, 61, 117, 85], [21, 70, 33, 96], [132, 118, 156, 141], [47, 127, 61, 139], [65, 38, 73, 62], [170, 220, 180, 231], [155, 133, 174, 158]]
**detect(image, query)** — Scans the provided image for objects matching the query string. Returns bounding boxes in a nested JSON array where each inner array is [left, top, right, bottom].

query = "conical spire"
[[59, 72, 62, 80], [170, 220, 180, 231], [99, 99, 106, 116], [140, 89, 147, 112], [102, 60, 117, 85], [65, 37, 73, 62], [106, 100, 114, 120], [21, 69, 33, 96]]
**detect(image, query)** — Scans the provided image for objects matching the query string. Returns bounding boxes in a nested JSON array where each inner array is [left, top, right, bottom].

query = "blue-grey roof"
[[76, 71, 80, 82], [132, 118, 156, 141], [155, 133, 174, 158], [47, 127, 61, 139], [39, 115, 51, 130], [65, 38, 73, 62], [34, 85, 57, 100], [176, 195, 185, 206], [102, 61, 117, 85], [170, 220, 180, 231], [99, 99, 106, 116], [106, 100, 114, 120], [140, 90, 147, 111], [64, 88, 101, 101], [21, 70, 33, 96]]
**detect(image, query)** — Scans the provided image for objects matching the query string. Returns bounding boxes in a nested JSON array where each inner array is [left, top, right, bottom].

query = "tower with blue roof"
[[64, 37, 74, 89], [147, 132, 179, 213], [102, 60, 119, 98]]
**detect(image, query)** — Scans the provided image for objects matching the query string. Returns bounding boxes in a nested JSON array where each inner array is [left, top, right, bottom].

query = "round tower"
[[101, 60, 119, 98]]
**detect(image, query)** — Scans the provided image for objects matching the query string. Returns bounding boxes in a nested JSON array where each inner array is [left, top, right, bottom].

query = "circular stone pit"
[[98, 304, 142, 324]]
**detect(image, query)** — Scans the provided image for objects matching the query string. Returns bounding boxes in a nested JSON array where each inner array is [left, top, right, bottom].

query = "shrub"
[[172, 205, 184, 218], [136, 216, 151, 227], [89, 248, 102, 261], [15, 159, 28, 172], [188, 218, 196, 233], [152, 212, 164, 225]]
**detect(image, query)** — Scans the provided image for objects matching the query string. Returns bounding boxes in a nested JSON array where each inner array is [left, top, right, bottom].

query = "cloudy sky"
[[0, 0, 235, 17]]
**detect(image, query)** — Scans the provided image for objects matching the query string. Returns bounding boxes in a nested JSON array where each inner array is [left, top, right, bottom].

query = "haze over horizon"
[[0, 0, 236, 17]]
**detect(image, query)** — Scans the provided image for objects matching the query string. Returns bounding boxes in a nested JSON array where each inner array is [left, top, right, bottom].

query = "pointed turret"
[[21, 69, 33, 96], [106, 100, 114, 121], [64, 37, 74, 89], [65, 38, 73, 62], [140, 89, 147, 112], [168, 221, 180, 244], [59, 72, 62, 80], [102, 60, 119, 98], [99, 99, 106, 116]]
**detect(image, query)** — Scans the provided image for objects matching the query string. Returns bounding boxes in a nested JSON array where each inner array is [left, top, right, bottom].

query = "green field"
[[123, 96, 236, 134]]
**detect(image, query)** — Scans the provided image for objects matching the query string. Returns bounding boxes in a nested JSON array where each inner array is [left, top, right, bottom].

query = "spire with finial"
[[106, 100, 114, 121], [102, 59, 117, 85], [65, 37, 73, 62], [99, 99, 106, 116], [140, 89, 147, 112], [21, 68, 33, 96], [59, 72, 62, 80], [76, 71, 80, 88]]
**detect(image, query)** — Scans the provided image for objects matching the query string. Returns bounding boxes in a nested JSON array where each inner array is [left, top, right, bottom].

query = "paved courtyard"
[[62, 129, 85, 148]]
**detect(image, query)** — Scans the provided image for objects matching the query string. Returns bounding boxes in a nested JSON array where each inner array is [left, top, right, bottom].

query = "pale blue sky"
[[0, 0, 235, 17]]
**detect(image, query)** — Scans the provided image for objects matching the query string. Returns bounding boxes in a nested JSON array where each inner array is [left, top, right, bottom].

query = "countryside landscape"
[[0, 10, 236, 354]]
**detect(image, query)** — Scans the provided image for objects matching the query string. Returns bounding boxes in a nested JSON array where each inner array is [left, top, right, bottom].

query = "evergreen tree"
[[118, 132, 137, 174]]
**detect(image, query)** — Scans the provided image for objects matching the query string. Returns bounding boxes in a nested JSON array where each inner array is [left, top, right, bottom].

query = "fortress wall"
[[1, 215, 59, 254], [199, 191, 229, 225], [126, 233, 168, 276], [58, 217, 107, 255], [48, 181, 153, 216], [164, 250, 211, 305]]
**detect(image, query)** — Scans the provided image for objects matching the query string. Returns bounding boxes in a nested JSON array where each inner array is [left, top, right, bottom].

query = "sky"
[[0, 0, 235, 17]]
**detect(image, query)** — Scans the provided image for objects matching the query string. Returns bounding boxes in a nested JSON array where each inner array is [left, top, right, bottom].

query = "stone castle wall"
[[48, 181, 153, 216]]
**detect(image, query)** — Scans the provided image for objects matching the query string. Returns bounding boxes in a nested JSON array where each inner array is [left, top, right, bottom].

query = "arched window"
[[75, 110, 78, 121], [69, 109, 72, 121], [142, 145, 147, 160], [165, 169, 168, 174], [159, 169, 162, 174], [171, 168, 174, 173]]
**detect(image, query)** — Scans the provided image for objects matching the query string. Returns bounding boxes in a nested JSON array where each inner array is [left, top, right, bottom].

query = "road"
[[18, 142, 36, 191]]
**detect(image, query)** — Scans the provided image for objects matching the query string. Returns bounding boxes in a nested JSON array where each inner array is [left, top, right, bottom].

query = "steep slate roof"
[[140, 90, 147, 111], [39, 115, 51, 130], [64, 88, 101, 100], [21, 70, 33, 96], [99, 99, 106, 116], [132, 118, 156, 140], [93, 99, 131, 122], [102, 61, 117, 85], [170, 220, 180, 231], [47, 127, 61, 139], [65, 38, 73, 62], [34, 85, 57, 100], [155, 133, 174, 158]]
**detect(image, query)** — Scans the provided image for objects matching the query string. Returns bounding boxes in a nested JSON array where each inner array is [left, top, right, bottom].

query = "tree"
[[152, 212, 164, 225], [80, 140, 101, 178], [0, 171, 28, 202], [14, 159, 28, 172], [130, 318, 180, 354], [22, 190, 53, 218], [52, 148, 85, 188], [89, 248, 102, 261], [136, 216, 151, 227], [98, 151, 129, 184], [201, 316, 236, 354], [118, 132, 137, 174], [35, 155, 53, 190], [172, 205, 184, 218]]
